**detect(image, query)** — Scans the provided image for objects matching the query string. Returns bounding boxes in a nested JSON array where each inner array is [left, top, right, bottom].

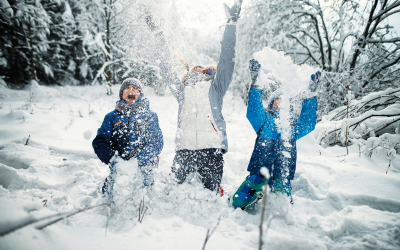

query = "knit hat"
[[119, 78, 144, 100], [205, 66, 217, 76]]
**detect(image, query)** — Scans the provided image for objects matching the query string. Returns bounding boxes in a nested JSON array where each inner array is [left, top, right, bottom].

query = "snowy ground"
[[0, 82, 399, 250]]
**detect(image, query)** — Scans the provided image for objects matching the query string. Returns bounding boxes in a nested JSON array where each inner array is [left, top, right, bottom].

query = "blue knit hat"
[[119, 78, 144, 100]]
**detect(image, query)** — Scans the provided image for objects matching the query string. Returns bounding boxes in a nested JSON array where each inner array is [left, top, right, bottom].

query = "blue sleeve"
[[213, 23, 237, 97], [92, 112, 115, 164], [246, 87, 266, 133], [135, 112, 164, 166], [296, 97, 317, 140]]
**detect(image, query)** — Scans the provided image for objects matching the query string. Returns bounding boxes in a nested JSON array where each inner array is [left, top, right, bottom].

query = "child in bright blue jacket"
[[231, 59, 320, 210], [92, 78, 163, 198]]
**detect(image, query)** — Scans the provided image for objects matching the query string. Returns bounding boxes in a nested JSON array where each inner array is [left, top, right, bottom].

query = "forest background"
[[1, 0, 400, 144]]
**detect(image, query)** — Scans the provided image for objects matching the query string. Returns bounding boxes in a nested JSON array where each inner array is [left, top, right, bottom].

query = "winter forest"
[[1, 0, 400, 249]]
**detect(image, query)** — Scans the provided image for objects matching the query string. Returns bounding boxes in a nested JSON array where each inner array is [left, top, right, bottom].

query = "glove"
[[108, 154, 119, 174], [101, 158, 118, 199], [249, 59, 263, 89], [145, 15, 162, 34], [308, 71, 321, 92], [223, 0, 243, 23]]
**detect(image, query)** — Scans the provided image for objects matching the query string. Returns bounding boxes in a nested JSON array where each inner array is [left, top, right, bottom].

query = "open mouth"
[[128, 94, 135, 101]]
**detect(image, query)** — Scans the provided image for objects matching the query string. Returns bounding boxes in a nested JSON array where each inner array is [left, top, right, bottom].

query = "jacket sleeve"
[[247, 87, 266, 133], [295, 97, 317, 140], [212, 23, 237, 97], [154, 34, 185, 104], [92, 112, 116, 164], [135, 112, 164, 167]]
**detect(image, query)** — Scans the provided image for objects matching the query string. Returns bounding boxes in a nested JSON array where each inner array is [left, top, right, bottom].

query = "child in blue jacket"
[[231, 59, 320, 210], [92, 78, 164, 198]]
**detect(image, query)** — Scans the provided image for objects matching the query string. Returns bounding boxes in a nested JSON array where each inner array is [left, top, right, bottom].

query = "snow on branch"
[[317, 87, 400, 159], [363, 54, 400, 87], [285, 34, 322, 66], [365, 37, 400, 43], [291, 29, 319, 45]]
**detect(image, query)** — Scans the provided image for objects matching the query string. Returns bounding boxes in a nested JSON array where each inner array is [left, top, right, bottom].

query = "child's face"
[[272, 98, 281, 111], [122, 85, 140, 104], [190, 66, 207, 75]]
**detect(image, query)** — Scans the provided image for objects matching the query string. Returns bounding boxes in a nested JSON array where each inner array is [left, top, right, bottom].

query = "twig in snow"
[[386, 161, 392, 174], [0, 203, 108, 237], [36, 203, 108, 230], [25, 135, 30, 145], [105, 203, 110, 237], [386, 143, 399, 174], [138, 196, 148, 223], [259, 184, 269, 250], [202, 216, 221, 250], [264, 215, 277, 239]]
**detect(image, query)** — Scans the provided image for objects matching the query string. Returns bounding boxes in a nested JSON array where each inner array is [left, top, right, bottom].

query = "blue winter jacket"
[[92, 97, 163, 167], [246, 87, 317, 180]]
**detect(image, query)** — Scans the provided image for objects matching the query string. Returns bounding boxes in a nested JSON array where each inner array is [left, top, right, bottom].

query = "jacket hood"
[[267, 90, 283, 110]]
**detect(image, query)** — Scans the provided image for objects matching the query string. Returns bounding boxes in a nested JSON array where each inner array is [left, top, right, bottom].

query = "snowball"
[[308, 216, 321, 228], [83, 130, 92, 140], [282, 151, 291, 158], [260, 167, 270, 179]]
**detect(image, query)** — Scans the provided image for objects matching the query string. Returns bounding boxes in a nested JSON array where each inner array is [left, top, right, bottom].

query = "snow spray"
[[253, 47, 318, 180]]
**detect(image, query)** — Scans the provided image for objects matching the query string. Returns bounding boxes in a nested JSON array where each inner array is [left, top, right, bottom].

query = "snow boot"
[[268, 178, 292, 196], [230, 172, 265, 210]]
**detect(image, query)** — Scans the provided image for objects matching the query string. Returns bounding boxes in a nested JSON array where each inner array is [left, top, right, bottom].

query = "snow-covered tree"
[[0, 0, 51, 85], [233, 0, 400, 120]]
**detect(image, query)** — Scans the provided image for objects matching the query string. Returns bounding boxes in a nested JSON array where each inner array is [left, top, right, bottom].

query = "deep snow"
[[0, 80, 400, 250]]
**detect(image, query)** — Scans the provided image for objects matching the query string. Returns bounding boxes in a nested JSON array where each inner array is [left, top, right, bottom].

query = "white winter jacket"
[[155, 23, 237, 153]]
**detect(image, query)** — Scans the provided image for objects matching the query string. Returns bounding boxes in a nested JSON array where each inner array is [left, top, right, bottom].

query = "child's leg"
[[102, 162, 117, 201], [140, 162, 155, 187], [268, 178, 292, 196], [171, 150, 195, 184], [196, 149, 224, 192]]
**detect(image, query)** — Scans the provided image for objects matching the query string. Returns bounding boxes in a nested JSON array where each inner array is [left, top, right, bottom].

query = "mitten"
[[249, 59, 261, 89], [145, 15, 162, 35], [223, 0, 243, 23], [309, 71, 321, 92]]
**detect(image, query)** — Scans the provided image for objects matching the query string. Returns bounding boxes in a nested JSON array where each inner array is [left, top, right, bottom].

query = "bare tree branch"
[[366, 37, 400, 43], [363, 53, 400, 87], [285, 34, 322, 66]]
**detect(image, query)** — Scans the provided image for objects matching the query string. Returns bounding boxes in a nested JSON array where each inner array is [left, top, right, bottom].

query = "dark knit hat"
[[119, 78, 144, 100]]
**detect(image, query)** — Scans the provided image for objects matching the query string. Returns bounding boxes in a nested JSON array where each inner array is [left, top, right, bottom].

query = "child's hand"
[[145, 15, 162, 34], [223, 0, 243, 23], [309, 71, 321, 92], [249, 59, 262, 89]]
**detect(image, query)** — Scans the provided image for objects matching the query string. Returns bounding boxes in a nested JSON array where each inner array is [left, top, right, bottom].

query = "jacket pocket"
[[207, 116, 219, 134]]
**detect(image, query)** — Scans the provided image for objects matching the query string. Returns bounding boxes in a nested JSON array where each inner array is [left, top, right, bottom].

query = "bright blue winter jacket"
[[92, 97, 163, 167], [246, 87, 317, 180]]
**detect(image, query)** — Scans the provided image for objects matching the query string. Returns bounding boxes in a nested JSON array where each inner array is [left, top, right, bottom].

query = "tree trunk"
[[104, 0, 112, 83], [349, 0, 379, 72], [28, 16, 37, 81]]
